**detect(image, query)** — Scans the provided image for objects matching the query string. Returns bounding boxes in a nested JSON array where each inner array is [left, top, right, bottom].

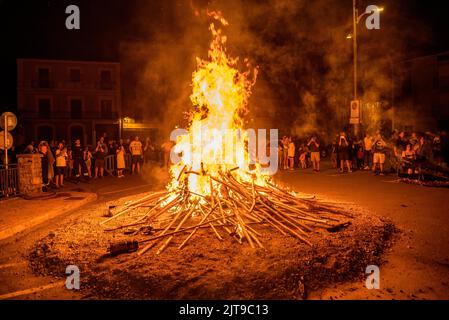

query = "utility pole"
[[3, 115, 7, 170], [353, 0, 358, 101]]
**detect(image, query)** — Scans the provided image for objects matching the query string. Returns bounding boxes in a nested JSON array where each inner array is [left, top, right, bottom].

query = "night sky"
[[1, 0, 448, 115]]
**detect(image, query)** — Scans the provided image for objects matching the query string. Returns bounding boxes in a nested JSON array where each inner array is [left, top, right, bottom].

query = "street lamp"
[[350, 2, 384, 100], [347, 1, 383, 136]]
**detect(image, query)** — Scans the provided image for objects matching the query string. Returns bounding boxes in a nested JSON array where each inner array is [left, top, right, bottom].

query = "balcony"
[[20, 111, 119, 120], [31, 80, 56, 89], [96, 81, 116, 90], [26, 81, 119, 91]]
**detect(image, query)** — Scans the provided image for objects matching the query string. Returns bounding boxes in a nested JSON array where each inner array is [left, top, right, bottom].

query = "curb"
[[0, 192, 98, 241]]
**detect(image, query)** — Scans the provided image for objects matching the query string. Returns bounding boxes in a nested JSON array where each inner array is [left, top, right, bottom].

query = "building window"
[[38, 99, 51, 118], [69, 68, 81, 82], [99, 70, 113, 89], [70, 99, 83, 119], [38, 68, 50, 88], [37, 125, 54, 142], [101, 99, 113, 119]]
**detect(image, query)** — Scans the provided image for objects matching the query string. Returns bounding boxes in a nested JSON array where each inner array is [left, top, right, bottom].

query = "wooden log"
[[178, 203, 218, 250], [199, 205, 223, 241], [136, 216, 229, 244], [100, 191, 171, 226], [257, 200, 312, 245], [156, 202, 197, 255]]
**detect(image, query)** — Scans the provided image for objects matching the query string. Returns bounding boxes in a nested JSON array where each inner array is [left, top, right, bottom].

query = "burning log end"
[[229, 230, 243, 244], [177, 165, 187, 181], [108, 240, 139, 256], [200, 162, 207, 175], [103, 205, 116, 217], [326, 222, 352, 233]]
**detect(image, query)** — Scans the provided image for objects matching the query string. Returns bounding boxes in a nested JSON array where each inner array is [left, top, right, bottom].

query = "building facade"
[[17, 58, 122, 146], [396, 51, 449, 132]]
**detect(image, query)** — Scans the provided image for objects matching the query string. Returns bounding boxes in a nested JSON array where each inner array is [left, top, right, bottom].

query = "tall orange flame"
[[168, 11, 264, 199]]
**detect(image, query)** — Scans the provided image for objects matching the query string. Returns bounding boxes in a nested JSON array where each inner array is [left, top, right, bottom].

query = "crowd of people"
[[2, 128, 449, 191], [14, 135, 171, 190], [278, 130, 449, 176]]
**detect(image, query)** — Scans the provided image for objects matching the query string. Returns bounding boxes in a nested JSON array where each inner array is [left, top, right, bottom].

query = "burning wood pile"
[[102, 169, 353, 256], [101, 12, 352, 256]]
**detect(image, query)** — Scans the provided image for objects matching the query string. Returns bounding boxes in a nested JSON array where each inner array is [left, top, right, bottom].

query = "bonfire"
[[102, 11, 353, 255]]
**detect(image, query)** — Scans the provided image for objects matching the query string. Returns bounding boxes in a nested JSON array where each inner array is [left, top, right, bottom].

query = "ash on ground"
[[28, 191, 396, 299]]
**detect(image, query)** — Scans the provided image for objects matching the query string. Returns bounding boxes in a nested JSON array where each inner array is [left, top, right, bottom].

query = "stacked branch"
[[102, 168, 353, 256]]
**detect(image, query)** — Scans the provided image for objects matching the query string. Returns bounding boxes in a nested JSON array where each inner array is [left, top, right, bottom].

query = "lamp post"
[[352, 0, 358, 101], [3, 115, 7, 170], [348, 1, 384, 135]]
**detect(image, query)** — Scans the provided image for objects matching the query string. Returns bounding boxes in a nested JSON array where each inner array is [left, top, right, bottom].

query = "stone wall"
[[17, 154, 42, 195]]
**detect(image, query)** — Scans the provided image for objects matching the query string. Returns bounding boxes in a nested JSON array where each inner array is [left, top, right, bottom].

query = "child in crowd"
[[116, 143, 126, 178], [298, 144, 307, 169]]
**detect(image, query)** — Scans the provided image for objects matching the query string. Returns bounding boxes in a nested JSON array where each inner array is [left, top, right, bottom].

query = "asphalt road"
[[278, 164, 449, 299], [1, 162, 448, 300], [0, 173, 159, 300]]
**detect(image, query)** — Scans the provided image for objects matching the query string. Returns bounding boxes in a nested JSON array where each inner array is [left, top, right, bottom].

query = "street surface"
[[0, 162, 448, 299]]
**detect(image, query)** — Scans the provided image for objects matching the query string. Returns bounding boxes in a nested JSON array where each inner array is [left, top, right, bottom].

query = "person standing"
[[97, 137, 108, 155], [373, 134, 387, 175], [67, 148, 73, 178], [94, 142, 106, 178], [38, 141, 49, 190], [124, 138, 131, 155], [83, 146, 93, 178], [55, 142, 67, 188], [116, 143, 126, 178], [417, 136, 432, 162], [129, 136, 143, 174], [338, 132, 351, 173], [160, 140, 174, 169], [356, 146, 365, 170], [282, 137, 289, 170], [298, 144, 307, 169], [144, 137, 156, 163], [278, 142, 283, 170], [308, 135, 320, 172], [394, 132, 407, 157], [108, 139, 116, 156], [287, 137, 295, 170], [46, 143, 55, 185], [73, 139, 88, 179], [363, 134, 374, 170]]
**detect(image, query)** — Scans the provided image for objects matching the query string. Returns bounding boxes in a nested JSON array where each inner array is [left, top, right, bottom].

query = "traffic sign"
[[0, 112, 17, 131], [0, 131, 13, 150]]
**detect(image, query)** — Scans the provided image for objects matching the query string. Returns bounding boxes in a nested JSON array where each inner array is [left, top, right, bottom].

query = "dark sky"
[[1, 0, 448, 114]]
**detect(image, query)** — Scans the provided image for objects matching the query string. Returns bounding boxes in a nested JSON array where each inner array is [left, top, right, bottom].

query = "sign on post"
[[1, 112, 17, 170], [0, 112, 17, 131], [0, 131, 13, 150], [350, 100, 361, 125]]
